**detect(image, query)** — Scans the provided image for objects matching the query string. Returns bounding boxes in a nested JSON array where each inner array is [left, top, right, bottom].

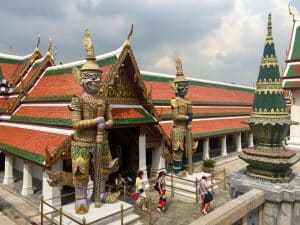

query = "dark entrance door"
[[108, 127, 139, 179]]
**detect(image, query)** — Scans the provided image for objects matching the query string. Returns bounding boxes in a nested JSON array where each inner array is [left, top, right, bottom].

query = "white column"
[[236, 132, 242, 152], [3, 154, 14, 185], [202, 137, 210, 159], [21, 162, 34, 196], [221, 135, 227, 156], [139, 128, 147, 173], [151, 141, 166, 171], [248, 133, 254, 148], [41, 160, 62, 211]]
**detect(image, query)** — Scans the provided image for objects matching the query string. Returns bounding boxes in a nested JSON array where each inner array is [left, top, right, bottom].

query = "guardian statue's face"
[[82, 71, 102, 94], [176, 82, 188, 98]]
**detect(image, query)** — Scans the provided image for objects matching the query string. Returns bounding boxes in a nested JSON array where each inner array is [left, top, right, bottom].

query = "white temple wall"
[[288, 90, 300, 151]]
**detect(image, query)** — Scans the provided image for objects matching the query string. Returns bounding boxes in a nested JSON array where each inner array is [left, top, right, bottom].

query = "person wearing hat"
[[170, 57, 193, 174], [156, 171, 167, 212]]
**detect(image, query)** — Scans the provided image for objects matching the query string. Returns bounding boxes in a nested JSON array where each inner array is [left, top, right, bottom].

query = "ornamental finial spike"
[[82, 29, 95, 59], [125, 24, 134, 46], [289, 2, 296, 22], [47, 38, 52, 55], [35, 34, 40, 51], [267, 13, 272, 37]]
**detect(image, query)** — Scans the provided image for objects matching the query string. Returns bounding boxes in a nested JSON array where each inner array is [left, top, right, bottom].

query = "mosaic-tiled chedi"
[[239, 14, 299, 182]]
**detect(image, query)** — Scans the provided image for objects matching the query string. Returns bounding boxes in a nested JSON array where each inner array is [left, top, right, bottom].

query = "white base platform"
[[53, 200, 140, 225]]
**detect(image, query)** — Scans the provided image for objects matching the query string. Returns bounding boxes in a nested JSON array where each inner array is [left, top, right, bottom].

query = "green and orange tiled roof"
[[0, 54, 30, 81], [283, 20, 300, 89], [11, 105, 156, 126], [156, 106, 251, 120], [0, 124, 70, 164], [160, 117, 249, 139], [142, 72, 254, 106], [24, 56, 117, 102], [0, 96, 17, 113]]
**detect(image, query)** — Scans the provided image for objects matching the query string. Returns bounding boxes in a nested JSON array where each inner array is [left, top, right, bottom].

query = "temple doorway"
[[108, 127, 139, 179]]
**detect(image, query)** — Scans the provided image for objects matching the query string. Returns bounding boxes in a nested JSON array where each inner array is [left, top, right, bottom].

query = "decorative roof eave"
[[9, 49, 42, 86], [282, 78, 300, 89], [103, 41, 169, 143], [44, 136, 71, 167], [286, 20, 300, 62], [7, 55, 55, 114]]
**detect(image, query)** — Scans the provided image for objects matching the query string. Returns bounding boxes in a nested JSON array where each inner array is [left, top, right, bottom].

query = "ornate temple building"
[[0, 30, 259, 205]]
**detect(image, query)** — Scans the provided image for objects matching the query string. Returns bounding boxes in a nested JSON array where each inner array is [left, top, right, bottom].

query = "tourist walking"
[[199, 175, 212, 214], [135, 171, 147, 210], [156, 171, 167, 212]]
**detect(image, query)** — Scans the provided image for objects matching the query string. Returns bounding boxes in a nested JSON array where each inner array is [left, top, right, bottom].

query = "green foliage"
[[202, 158, 216, 168]]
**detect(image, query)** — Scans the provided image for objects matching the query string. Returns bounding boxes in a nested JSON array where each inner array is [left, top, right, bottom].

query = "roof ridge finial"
[[289, 2, 296, 22], [35, 34, 40, 51], [8, 45, 13, 55], [82, 29, 95, 59], [125, 23, 134, 46], [47, 38, 52, 56]]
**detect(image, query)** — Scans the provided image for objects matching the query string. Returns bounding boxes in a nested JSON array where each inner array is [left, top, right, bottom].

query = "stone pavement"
[[0, 186, 41, 225], [0, 154, 299, 225]]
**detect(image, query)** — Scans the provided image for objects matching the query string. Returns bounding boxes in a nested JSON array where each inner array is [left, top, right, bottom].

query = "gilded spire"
[[267, 13, 272, 37], [265, 13, 273, 44], [173, 56, 187, 83], [82, 29, 95, 59]]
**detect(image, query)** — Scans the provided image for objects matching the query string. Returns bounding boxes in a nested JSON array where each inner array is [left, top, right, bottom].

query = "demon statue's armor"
[[171, 58, 193, 174], [71, 30, 119, 214]]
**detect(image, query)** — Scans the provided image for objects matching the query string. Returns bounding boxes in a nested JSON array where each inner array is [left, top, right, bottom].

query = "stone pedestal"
[[228, 170, 300, 225]]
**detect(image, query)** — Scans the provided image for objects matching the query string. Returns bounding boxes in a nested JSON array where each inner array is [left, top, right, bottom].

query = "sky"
[[0, 0, 299, 87]]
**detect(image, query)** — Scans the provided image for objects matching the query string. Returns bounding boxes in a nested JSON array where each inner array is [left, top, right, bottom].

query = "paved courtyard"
[[0, 154, 300, 225]]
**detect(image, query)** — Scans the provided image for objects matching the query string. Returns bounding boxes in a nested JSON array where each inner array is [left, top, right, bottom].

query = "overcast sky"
[[0, 0, 299, 86]]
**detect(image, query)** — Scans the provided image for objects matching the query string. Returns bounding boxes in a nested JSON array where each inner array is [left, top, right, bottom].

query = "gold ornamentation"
[[82, 29, 95, 59]]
